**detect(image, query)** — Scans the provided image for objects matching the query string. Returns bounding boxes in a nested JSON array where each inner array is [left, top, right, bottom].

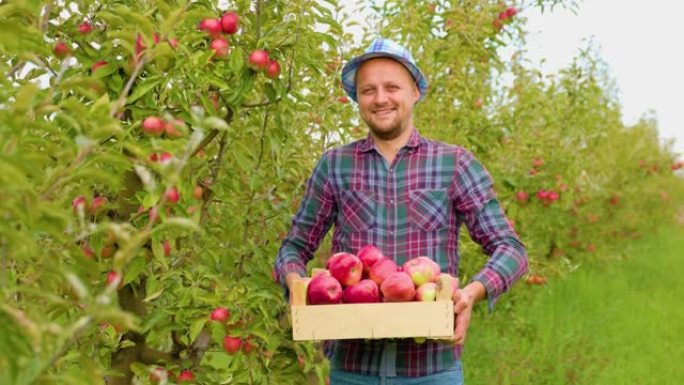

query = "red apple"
[[248, 50, 269, 71], [199, 18, 222, 37], [101, 245, 115, 259], [164, 119, 183, 138], [338, 95, 350, 104], [135, 33, 146, 56], [357, 245, 385, 273], [505, 6, 518, 18], [220, 11, 240, 34], [177, 369, 195, 383], [402, 256, 440, 286], [241, 338, 254, 354], [168, 37, 179, 49], [72, 196, 87, 212], [142, 116, 165, 136], [81, 244, 95, 258], [210, 307, 230, 321], [193, 185, 203, 200], [547, 191, 559, 202], [368, 258, 398, 286], [163, 239, 171, 257], [536, 189, 549, 201], [159, 152, 173, 164], [415, 282, 437, 301], [526, 275, 546, 285], [91, 60, 107, 72], [265, 60, 281, 79], [53, 41, 70, 58], [532, 157, 544, 168], [380, 272, 415, 302], [223, 336, 242, 354], [515, 191, 529, 203], [78, 21, 93, 34], [106, 271, 121, 287], [164, 187, 180, 204], [306, 274, 343, 305], [342, 279, 380, 303], [210, 38, 229, 58], [327, 252, 363, 286], [90, 196, 106, 213]]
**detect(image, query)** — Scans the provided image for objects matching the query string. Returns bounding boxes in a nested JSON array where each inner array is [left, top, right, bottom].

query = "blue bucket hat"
[[341, 38, 428, 103]]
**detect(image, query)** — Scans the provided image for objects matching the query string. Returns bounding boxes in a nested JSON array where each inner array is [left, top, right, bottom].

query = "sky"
[[340, 0, 683, 159], [522, 0, 684, 158]]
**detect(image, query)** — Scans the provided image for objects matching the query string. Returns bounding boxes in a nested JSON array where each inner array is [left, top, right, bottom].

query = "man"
[[274, 38, 527, 384]]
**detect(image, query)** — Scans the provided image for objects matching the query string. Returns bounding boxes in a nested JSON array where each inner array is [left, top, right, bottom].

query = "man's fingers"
[[452, 313, 469, 345], [452, 288, 462, 303], [453, 300, 468, 314]]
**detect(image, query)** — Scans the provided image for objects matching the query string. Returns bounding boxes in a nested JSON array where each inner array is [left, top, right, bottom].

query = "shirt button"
[[389, 231, 394, 235], [389, 168, 394, 173], [389, 199, 394, 204]]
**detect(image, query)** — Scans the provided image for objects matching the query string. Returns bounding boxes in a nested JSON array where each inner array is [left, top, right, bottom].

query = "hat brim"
[[341, 52, 427, 103]]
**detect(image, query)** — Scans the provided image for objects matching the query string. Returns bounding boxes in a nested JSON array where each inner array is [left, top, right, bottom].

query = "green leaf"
[[126, 75, 163, 104], [124, 255, 147, 285], [189, 318, 206, 343]]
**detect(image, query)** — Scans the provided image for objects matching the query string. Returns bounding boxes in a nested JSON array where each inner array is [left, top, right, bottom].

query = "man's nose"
[[373, 89, 389, 104]]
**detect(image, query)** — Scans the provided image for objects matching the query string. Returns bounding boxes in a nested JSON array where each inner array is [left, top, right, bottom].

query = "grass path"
[[464, 224, 684, 385]]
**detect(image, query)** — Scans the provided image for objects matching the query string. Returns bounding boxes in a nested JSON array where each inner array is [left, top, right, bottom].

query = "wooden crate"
[[290, 275, 456, 341]]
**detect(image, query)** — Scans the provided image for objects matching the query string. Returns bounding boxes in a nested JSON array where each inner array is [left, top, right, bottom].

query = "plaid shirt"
[[275, 129, 527, 377]]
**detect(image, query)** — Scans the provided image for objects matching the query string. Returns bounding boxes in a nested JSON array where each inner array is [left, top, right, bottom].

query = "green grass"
[[463, 225, 684, 385]]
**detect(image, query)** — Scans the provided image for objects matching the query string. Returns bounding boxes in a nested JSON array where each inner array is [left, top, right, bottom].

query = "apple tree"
[[0, 0, 356, 384]]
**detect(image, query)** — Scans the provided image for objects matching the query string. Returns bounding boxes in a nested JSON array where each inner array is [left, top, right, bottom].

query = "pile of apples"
[[306, 245, 457, 305]]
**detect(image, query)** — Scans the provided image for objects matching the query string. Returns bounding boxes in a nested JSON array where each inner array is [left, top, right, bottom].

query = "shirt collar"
[[359, 128, 422, 153]]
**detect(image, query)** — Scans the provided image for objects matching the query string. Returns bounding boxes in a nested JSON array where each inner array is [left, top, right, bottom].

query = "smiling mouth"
[[373, 108, 395, 117]]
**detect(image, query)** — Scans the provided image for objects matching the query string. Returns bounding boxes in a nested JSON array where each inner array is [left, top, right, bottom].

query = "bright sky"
[[523, 0, 684, 158], [340, 0, 683, 159]]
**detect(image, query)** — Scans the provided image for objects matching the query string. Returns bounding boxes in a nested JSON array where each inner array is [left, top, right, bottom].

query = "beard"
[[363, 114, 407, 141]]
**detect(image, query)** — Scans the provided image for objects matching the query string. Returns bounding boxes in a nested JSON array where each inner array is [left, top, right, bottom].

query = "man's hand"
[[452, 281, 486, 345], [285, 272, 304, 306]]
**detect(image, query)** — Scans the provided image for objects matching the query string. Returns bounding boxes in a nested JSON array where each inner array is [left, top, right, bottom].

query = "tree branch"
[[255, 0, 263, 42]]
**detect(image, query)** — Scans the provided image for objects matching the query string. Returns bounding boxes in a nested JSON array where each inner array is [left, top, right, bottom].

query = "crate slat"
[[291, 301, 454, 341]]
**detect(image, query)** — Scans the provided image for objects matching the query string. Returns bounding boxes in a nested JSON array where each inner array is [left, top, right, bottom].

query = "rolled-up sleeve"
[[453, 150, 528, 312], [274, 152, 337, 291]]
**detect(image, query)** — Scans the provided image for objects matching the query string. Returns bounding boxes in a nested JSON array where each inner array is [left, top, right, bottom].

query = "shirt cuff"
[[470, 267, 505, 313]]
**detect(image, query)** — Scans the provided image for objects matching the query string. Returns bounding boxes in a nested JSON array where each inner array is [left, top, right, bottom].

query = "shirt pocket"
[[340, 190, 376, 233], [408, 189, 449, 232]]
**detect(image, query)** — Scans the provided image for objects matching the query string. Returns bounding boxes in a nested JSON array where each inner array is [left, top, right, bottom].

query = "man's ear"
[[412, 84, 421, 105]]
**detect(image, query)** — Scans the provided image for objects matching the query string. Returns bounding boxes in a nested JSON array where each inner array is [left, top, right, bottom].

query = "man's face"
[[355, 58, 421, 141]]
